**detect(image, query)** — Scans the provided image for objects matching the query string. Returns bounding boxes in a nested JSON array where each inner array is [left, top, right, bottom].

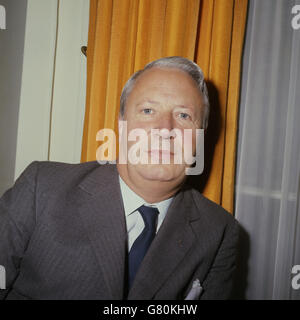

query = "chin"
[[134, 163, 185, 182]]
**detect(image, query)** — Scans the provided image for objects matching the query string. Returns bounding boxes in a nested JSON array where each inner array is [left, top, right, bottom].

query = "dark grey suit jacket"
[[0, 161, 239, 300]]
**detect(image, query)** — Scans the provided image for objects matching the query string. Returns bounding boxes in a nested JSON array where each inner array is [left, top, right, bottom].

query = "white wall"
[[0, 0, 89, 195], [14, 0, 59, 180], [13, 0, 89, 181], [0, 0, 28, 195], [48, 0, 89, 164]]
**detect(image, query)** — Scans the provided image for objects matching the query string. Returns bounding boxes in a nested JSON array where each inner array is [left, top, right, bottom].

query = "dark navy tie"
[[128, 205, 159, 289]]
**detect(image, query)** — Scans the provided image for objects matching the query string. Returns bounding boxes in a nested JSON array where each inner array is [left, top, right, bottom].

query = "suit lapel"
[[127, 189, 199, 300], [74, 164, 127, 299], [72, 163, 212, 300]]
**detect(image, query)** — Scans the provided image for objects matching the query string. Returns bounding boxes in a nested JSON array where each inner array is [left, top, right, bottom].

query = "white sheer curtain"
[[235, 0, 300, 299]]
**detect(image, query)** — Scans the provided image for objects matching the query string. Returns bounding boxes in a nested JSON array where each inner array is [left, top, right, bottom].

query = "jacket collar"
[[76, 164, 127, 299]]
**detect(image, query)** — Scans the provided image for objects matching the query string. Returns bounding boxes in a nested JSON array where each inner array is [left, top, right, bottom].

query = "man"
[[0, 57, 239, 300]]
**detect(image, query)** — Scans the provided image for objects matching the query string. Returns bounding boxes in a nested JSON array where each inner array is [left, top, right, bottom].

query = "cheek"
[[126, 118, 150, 131], [126, 120, 154, 147], [124, 120, 151, 153], [175, 129, 196, 148], [180, 131, 197, 163]]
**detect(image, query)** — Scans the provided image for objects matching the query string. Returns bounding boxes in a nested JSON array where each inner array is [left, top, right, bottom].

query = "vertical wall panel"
[[49, 0, 89, 163], [14, 0, 58, 179]]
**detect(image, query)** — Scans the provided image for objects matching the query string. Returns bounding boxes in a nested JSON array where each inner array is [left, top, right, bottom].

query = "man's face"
[[119, 67, 204, 184]]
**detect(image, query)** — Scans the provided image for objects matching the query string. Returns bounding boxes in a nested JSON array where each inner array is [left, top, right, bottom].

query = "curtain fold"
[[234, 0, 300, 300], [81, 0, 248, 213]]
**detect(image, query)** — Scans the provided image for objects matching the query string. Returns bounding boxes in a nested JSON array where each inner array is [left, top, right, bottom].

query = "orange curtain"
[[81, 0, 248, 213]]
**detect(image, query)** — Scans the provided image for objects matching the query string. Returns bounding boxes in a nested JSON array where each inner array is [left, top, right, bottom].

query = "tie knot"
[[138, 205, 159, 230]]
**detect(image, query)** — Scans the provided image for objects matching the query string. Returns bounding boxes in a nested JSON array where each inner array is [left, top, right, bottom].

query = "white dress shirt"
[[119, 175, 173, 251]]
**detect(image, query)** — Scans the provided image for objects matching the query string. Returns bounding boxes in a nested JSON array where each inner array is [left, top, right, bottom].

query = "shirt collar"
[[119, 175, 173, 218]]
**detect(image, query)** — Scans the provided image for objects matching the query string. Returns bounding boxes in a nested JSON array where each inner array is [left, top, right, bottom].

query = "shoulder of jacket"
[[19, 160, 101, 193], [186, 187, 238, 227]]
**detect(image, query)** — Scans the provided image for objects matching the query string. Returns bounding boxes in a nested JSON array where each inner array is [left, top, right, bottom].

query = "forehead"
[[127, 67, 203, 106]]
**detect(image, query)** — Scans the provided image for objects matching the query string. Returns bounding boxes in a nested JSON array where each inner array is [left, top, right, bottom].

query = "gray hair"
[[119, 56, 210, 129]]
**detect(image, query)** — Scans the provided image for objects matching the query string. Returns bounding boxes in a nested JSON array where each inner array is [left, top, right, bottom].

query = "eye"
[[178, 112, 191, 120], [142, 108, 153, 115]]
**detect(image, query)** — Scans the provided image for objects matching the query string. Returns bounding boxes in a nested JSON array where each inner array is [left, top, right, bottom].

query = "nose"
[[156, 113, 174, 131], [154, 113, 176, 140]]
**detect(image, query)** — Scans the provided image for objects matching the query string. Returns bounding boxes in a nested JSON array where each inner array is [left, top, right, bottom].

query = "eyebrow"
[[136, 99, 195, 110], [136, 99, 160, 106]]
